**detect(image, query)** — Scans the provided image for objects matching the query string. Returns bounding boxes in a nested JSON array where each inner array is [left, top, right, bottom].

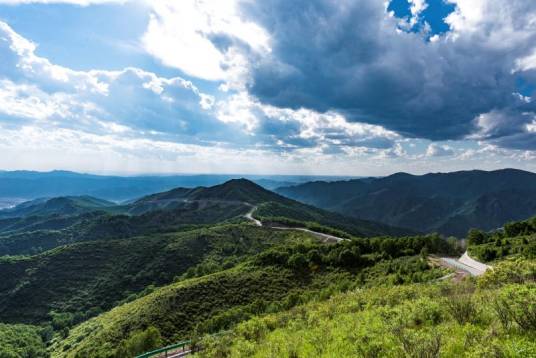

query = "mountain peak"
[[190, 178, 282, 204]]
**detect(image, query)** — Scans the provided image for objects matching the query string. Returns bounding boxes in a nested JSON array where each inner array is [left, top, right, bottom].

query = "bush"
[[287, 253, 308, 270], [116, 326, 163, 357], [494, 284, 536, 332], [445, 294, 479, 325], [393, 326, 442, 358]]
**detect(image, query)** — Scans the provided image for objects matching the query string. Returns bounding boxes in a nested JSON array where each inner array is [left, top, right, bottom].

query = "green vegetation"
[[0, 224, 310, 325], [276, 169, 536, 236], [0, 180, 534, 358], [0, 179, 409, 256], [0, 323, 48, 357], [193, 217, 536, 358], [0, 196, 115, 219], [467, 216, 536, 262], [0, 201, 250, 256], [254, 200, 415, 237], [49, 233, 452, 357], [198, 277, 535, 357]]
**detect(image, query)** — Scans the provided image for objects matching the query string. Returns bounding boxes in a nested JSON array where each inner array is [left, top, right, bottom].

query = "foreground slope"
[[197, 218, 536, 358], [277, 169, 536, 236], [51, 233, 453, 357]]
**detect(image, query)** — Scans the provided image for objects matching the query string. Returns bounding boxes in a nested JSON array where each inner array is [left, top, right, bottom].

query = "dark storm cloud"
[[238, 0, 536, 148]]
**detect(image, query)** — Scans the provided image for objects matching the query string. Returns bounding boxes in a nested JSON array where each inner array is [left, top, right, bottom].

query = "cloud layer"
[[0, 0, 534, 174]]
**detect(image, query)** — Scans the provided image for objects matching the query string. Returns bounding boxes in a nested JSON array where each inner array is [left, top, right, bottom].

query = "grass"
[[197, 272, 536, 357]]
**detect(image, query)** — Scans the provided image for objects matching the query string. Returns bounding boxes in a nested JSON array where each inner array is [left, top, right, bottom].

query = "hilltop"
[[0, 196, 115, 219]]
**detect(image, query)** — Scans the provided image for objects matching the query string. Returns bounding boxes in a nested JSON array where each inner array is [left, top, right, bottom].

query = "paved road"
[[440, 251, 490, 277], [244, 206, 262, 227], [244, 207, 491, 276], [244, 206, 345, 242], [271, 226, 345, 243]]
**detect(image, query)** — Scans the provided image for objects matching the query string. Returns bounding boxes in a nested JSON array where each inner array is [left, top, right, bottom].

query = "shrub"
[[394, 327, 442, 358], [494, 284, 536, 332], [287, 253, 308, 270], [445, 294, 479, 325], [467, 229, 487, 245], [116, 326, 163, 357]]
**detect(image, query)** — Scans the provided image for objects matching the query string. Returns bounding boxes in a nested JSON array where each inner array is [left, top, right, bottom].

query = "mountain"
[[50, 232, 452, 357], [1, 174, 533, 357], [0, 170, 354, 202], [276, 169, 536, 236], [0, 196, 115, 219], [130, 179, 413, 237], [0, 225, 312, 324], [130, 178, 286, 213], [0, 179, 409, 256]]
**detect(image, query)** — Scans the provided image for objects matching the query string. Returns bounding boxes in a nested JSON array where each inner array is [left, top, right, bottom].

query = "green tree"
[[467, 229, 486, 245]]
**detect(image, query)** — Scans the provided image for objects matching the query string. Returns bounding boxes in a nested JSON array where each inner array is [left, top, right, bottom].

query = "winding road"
[[244, 206, 345, 243], [245, 205, 491, 276]]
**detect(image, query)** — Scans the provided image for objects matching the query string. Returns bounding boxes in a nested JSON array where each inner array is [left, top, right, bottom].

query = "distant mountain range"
[[0, 196, 115, 219], [276, 169, 536, 237], [0, 170, 357, 203], [0, 179, 410, 256]]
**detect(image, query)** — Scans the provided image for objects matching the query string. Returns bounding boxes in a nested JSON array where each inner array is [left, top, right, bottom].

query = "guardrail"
[[135, 340, 195, 358], [136, 330, 229, 358]]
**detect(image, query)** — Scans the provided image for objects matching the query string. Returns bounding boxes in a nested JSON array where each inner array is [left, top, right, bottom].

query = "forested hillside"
[[0, 180, 408, 256], [51, 232, 453, 357], [277, 169, 536, 236]]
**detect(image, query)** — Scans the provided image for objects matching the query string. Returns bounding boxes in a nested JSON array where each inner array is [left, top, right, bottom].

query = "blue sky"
[[0, 0, 534, 175]]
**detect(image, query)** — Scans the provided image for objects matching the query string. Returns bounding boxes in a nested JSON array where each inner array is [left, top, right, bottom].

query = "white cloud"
[[0, 0, 125, 5], [515, 49, 536, 72], [0, 21, 218, 139], [408, 0, 428, 26], [142, 0, 270, 81], [0, 1, 534, 175], [425, 143, 454, 157], [527, 120, 536, 133], [215, 92, 400, 151]]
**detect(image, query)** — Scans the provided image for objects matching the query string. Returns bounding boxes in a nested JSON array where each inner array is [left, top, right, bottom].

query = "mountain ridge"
[[276, 169, 536, 236]]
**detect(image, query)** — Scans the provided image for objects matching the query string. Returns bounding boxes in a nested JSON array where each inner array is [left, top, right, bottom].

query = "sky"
[[0, 0, 535, 176]]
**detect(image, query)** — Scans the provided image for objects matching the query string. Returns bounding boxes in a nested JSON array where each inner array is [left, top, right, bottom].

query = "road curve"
[[244, 206, 262, 227], [244, 206, 345, 242], [244, 206, 491, 274], [440, 251, 490, 277]]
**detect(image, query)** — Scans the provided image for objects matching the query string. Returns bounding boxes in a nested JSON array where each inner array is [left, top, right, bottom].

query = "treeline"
[[256, 234, 459, 271], [468, 216, 536, 261]]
